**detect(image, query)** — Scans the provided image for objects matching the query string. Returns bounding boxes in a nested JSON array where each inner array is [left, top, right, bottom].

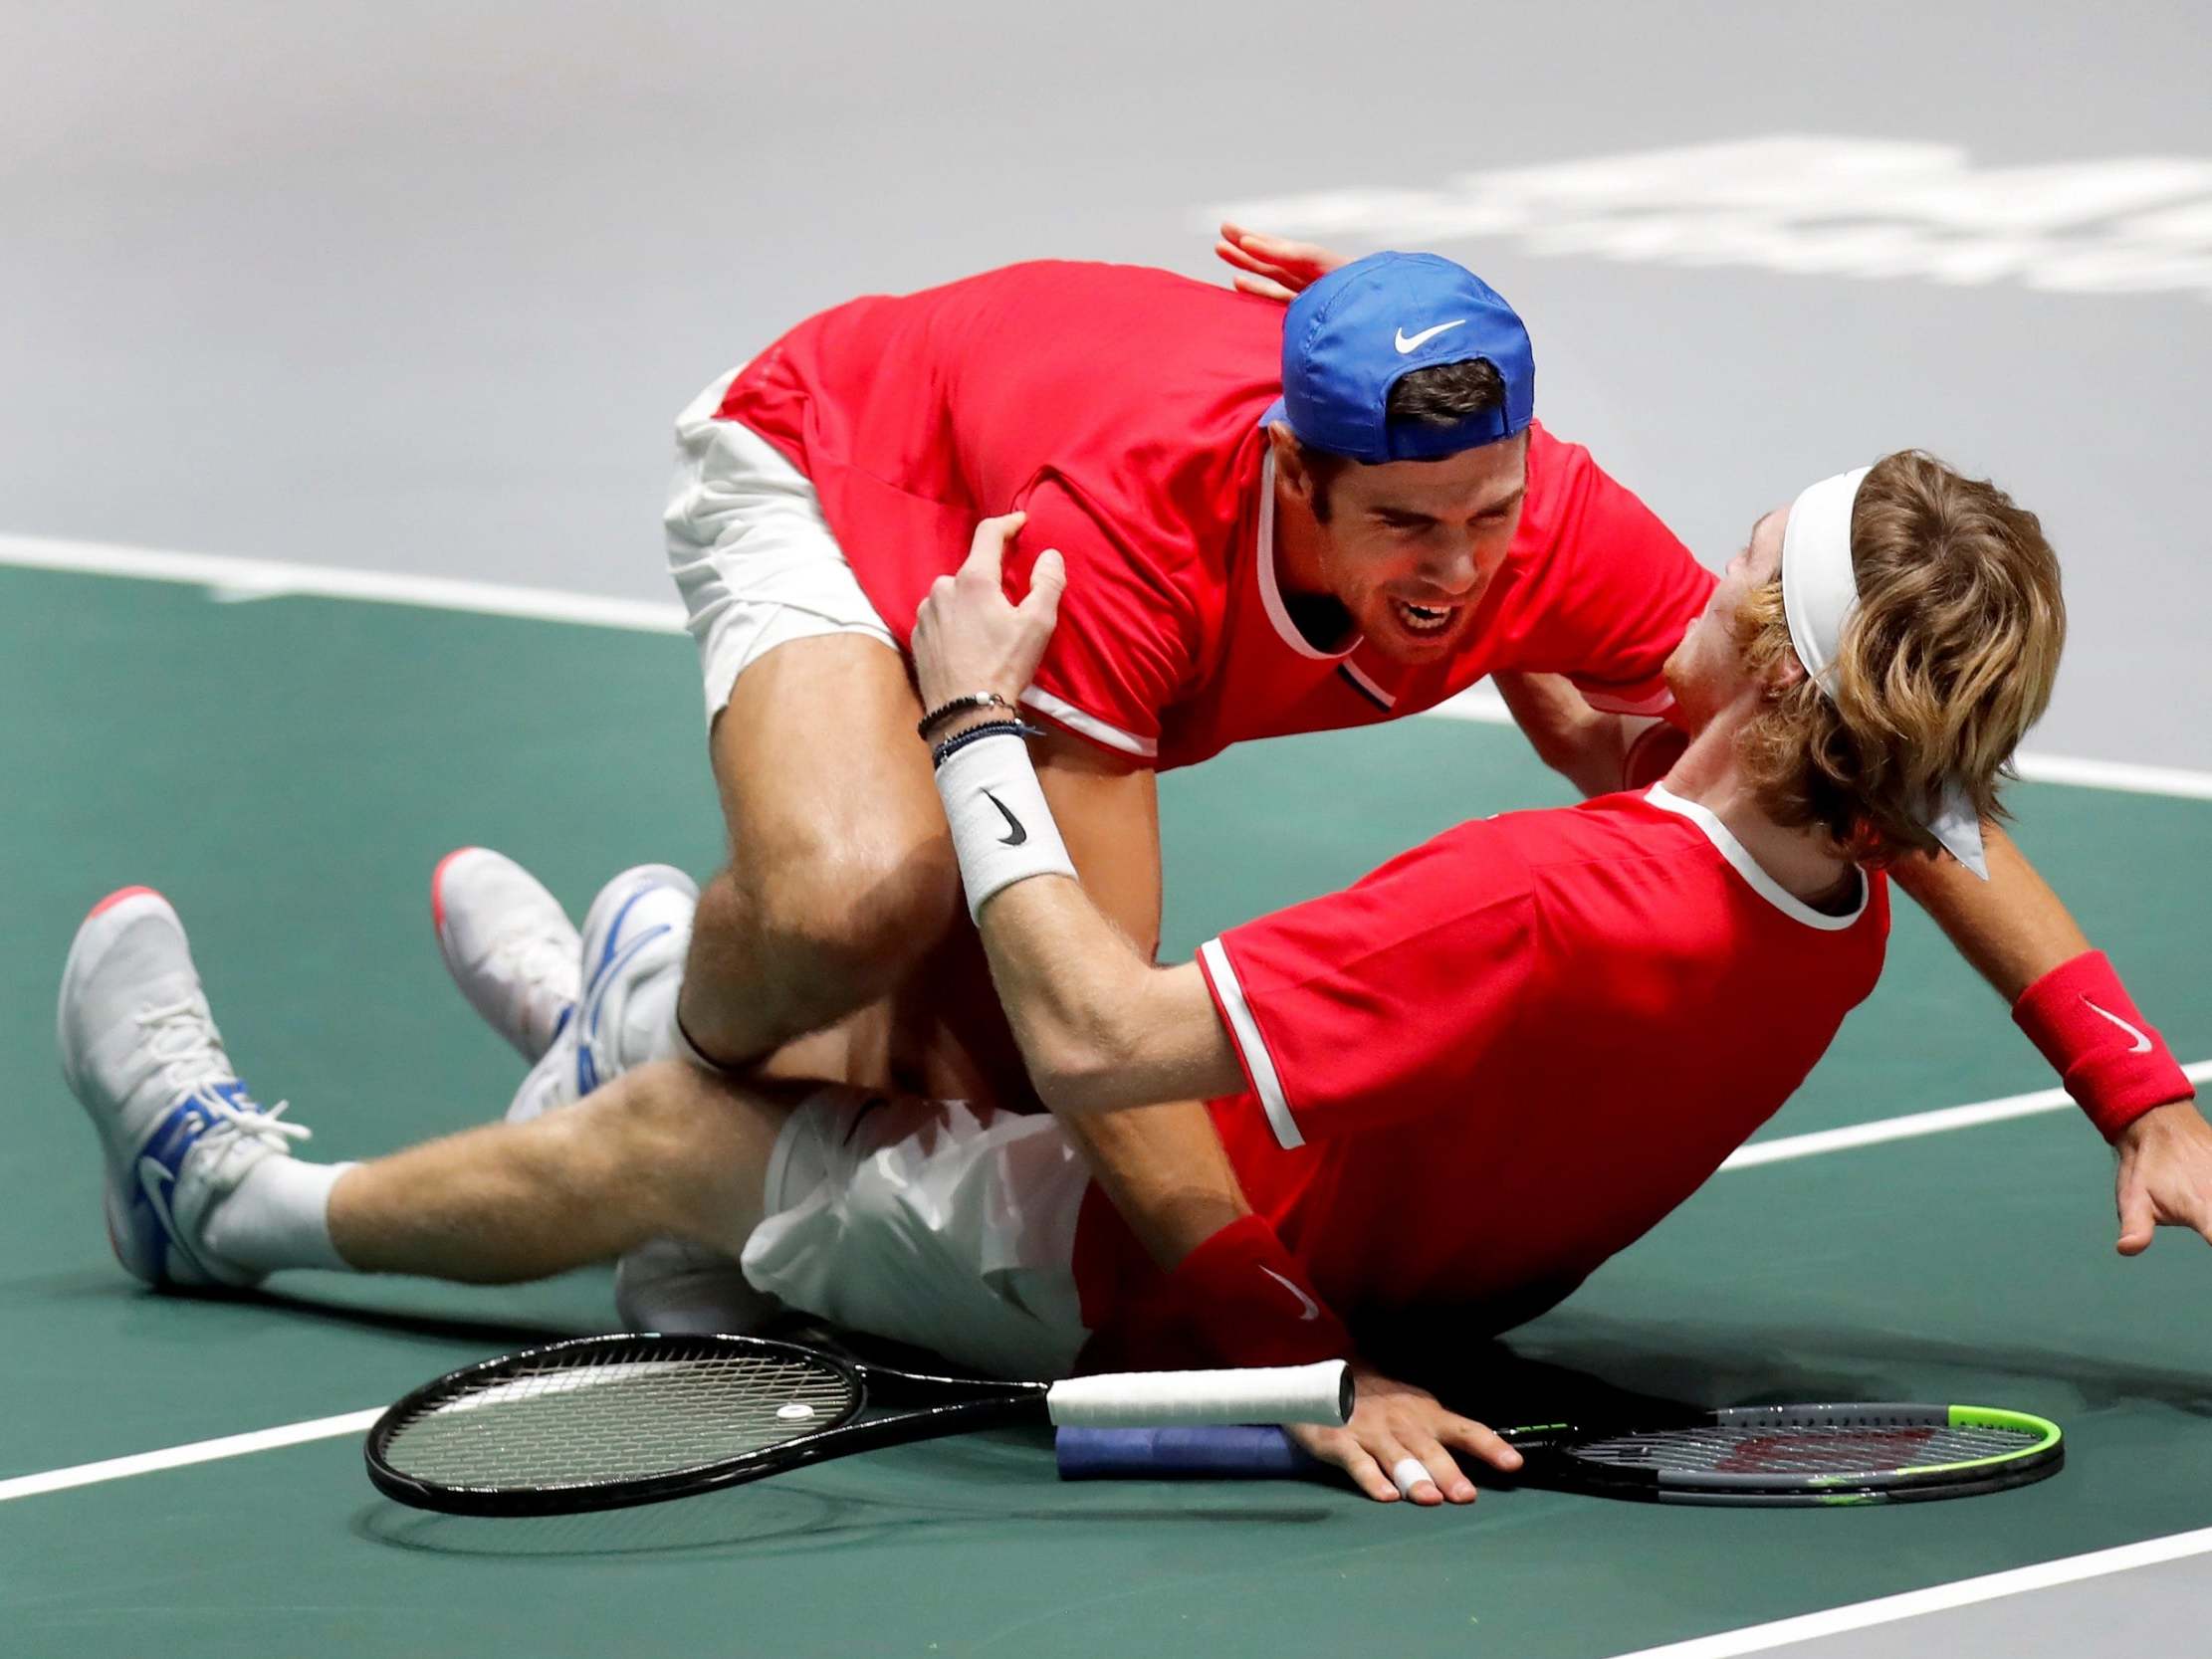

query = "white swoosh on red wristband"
[[1258, 1264, 1320, 1322], [2083, 997, 2153, 1054]]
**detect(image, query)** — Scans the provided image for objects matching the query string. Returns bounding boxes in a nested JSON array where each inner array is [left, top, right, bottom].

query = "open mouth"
[[1389, 597, 1459, 637]]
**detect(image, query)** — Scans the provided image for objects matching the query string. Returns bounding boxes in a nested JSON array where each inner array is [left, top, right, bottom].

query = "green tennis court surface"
[[4, 563, 2208, 1657]]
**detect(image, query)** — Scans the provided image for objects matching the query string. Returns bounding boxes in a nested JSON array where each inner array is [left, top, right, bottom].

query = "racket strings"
[[379, 1342, 861, 1490], [1574, 1420, 2039, 1477]]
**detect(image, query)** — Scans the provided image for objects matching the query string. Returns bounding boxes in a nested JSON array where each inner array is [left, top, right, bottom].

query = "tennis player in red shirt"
[[519, 247, 2196, 1339], [639, 253, 1709, 1122], [58, 448, 2212, 1505], [498, 250, 1731, 1320]]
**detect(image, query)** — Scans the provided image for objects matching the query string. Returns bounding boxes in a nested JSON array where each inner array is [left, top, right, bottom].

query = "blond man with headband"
[[57, 449, 2211, 1507]]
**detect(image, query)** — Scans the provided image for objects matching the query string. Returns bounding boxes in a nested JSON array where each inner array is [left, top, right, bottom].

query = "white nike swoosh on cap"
[[1258, 1264, 1320, 1322], [2082, 997, 2153, 1054], [1394, 319, 1467, 354]]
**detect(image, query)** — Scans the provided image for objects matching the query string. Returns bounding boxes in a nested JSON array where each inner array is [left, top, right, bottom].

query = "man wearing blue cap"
[[642, 251, 1702, 1101], [432, 254, 1710, 1309], [433, 247, 2192, 1365]]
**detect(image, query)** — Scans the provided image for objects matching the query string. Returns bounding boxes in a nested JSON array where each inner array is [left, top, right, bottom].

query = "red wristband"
[[2011, 950, 2193, 1141], [1076, 1214, 1354, 1374]]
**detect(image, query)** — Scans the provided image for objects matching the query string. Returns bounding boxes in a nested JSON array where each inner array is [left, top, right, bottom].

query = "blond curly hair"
[[1733, 451, 2066, 863]]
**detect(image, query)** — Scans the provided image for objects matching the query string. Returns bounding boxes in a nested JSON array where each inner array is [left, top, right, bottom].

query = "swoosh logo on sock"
[[2082, 997, 2153, 1054]]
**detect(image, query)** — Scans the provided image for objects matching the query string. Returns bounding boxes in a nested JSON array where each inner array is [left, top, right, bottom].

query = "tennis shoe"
[[504, 1020, 581, 1123], [574, 863, 699, 1097], [432, 847, 581, 1063], [57, 888, 311, 1289], [503, 863, 698, 1121]]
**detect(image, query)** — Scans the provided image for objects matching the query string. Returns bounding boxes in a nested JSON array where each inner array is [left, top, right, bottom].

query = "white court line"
[[1724, 1059, 2212, 1169], [1427, 686, 2212, 802], [0, 1408, 381, 1504], [0, 531, 688, 634], [1607, 1526, 2212, 1659], [7, 1063, 2205, 1508], [8, 529, 2212, 803]]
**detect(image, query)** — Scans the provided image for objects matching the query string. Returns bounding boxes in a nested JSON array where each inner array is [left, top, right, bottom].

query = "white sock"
[[199, 1158, 354, 1275]]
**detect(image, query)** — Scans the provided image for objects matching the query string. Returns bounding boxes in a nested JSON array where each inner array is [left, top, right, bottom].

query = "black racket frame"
[[365, 1334, 1053, 1518]]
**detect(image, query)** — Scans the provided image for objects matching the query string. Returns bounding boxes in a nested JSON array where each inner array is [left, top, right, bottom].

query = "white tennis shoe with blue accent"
[[575, 863, 698, 1096], [57, 888, 310, 1288], [432, 847, 582, 1064], [503, 863, 699, 1122]]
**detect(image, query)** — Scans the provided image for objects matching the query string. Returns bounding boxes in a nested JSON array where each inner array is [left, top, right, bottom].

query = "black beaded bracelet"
[[917, 692, 1019, 739], [930, 719, 1044, 770]]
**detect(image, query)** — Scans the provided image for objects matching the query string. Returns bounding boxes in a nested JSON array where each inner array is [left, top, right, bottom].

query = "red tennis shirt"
[[1113, 785, 1888, 1329], [720, 261, 1715, 767]]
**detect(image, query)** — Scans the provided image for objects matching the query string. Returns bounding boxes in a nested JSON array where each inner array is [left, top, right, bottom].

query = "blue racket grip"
[[1055, 1425, 1323, 1480]]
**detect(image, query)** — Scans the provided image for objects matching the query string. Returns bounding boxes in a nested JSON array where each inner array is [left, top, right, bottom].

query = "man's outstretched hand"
[[2113, 1097, 2212, 1254], [1214, 222, 1351, 303], [1289, 1363, 1524, 1505], [911, 512, 1066, 721]]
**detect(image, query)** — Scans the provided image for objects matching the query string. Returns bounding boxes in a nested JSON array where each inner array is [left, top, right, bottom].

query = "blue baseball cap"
[[1260, 251, 1534, 463]]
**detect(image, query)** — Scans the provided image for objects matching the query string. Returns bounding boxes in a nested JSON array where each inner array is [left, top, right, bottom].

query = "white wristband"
[[935, 731, 1078, 923]]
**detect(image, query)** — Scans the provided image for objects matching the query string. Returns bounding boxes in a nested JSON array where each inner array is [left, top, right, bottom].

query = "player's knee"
[[582, 1064, 723, 1226], [745, 829, 959, 983]]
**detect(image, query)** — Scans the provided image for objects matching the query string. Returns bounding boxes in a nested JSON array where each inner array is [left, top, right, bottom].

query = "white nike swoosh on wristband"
[[2083, 997, 2153, 1053], [1394, 319, 1466, 354], [1258, 1264, 1320, 1322]]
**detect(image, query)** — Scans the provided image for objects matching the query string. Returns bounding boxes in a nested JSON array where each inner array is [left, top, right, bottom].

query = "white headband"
[[1780, 468, 1990, 881]]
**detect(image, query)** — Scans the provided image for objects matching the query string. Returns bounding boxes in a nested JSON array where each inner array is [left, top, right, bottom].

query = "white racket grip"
[[1042, 1361, 1352, 1429]]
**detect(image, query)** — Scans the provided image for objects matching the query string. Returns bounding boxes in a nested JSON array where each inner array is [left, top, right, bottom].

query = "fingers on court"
[[1395, 1431, 1473, 1505], [1302, 1429, 1402, 1503], [2115, 1175, 2156, 1255], [1445, 1415, 1525, 1476]]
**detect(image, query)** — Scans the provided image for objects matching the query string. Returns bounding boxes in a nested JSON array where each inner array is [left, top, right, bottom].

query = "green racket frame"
[[1498, 1402, 2064, 1507]]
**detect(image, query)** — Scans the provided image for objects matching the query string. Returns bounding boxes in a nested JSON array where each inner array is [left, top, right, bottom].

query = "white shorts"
[[739, 1087, 1096, 1380], [663, 366, 899, 721]]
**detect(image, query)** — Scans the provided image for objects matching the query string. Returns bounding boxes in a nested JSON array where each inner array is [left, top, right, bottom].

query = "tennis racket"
[[1057, 1401, 2064, 1506], [364, 1333, 1353, 1517]]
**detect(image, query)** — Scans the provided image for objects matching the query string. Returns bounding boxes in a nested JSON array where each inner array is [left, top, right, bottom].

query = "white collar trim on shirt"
[[1644, 783, 1868, 932], [1255, 450, 1361, 662]]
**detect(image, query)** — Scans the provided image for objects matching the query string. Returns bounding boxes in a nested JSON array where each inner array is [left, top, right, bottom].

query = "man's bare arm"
[[907, 518, 1253, 1270], [1029, 738, 1253, 1265], [1887, 823, 2090, 997], [911, 512, 1523, 1503], [1492, 671, 1689, 798], [1889, 821, 2211, 1249], [980, 780, 1243, 1114]]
